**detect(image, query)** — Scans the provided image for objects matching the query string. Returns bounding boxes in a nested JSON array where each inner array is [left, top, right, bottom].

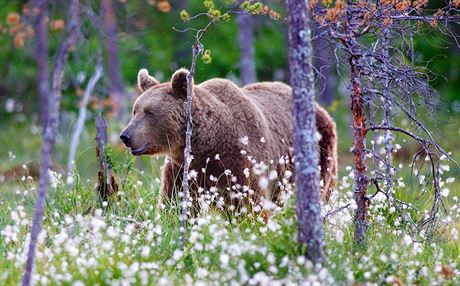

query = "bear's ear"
[[138, 69, 159, 92], [171, 68, 193, 99]]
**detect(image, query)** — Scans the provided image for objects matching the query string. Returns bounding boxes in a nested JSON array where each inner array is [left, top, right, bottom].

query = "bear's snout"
[[120, 131, 132, 146]]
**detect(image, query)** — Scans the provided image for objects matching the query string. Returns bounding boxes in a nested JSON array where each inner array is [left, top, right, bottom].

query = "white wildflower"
[[441, 188, 450, 197], [258, 177, 269, 189], [268, 170, 278, 180], [239, 136, 249, 145]]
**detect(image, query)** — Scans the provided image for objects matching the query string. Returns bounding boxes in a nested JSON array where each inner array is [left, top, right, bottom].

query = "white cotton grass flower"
[[258, 177, 269, 189], [220, 253, 229, 266], [418, 175, 426, 184], [441, 188, 450, 197], [403, 234, 413, 246], [141, 246, 150, 257], [188, 169, 198, 180], [451, 228, 459, 240], [49, 170, 61, 189], [239, 136, 249, 145], [268, 170, 278, 180], [2, 162, 460, 286], [284, 170, 292, 179]]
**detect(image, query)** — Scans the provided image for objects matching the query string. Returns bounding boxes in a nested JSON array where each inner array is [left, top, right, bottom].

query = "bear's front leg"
[[160, 158, 183, 202]]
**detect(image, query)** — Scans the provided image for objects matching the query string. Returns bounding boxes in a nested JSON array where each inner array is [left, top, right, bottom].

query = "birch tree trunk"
[[101, 0, 124, 118], [237, 12, 256, 85], [287, 0, 324, 264], [22, 1, 80, 285]]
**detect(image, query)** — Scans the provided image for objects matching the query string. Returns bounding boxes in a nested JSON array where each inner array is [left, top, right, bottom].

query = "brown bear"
[[120, 68, 337, 210]]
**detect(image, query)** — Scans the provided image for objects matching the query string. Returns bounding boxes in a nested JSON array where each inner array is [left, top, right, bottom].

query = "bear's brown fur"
[[120, 68, 337, 208]]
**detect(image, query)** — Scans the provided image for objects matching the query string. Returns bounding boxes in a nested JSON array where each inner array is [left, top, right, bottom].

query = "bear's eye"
[[144, 109, 154, 116]]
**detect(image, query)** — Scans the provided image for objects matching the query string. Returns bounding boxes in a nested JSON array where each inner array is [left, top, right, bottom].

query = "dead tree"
[[22, 1, 80, 285], [101, 0, 124, 118], [287, 0, 324, 263], [349, 49, 369, 243], [177, 19, 217, 249], [174, 1, 264, 248], [314, 0, 460, 242]]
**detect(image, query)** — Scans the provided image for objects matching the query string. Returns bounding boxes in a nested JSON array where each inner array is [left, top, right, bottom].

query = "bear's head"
[[120, 68, 191, 157]]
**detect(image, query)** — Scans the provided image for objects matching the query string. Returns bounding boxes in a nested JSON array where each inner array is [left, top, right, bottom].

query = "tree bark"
[[179, 45, 199, 248], [349, 55, 369, 243], [287, 0, 324, 264], [101, 0, 124, 118], [95, 114, 119, 202], [22, 1, 80, 285], [237, 11, 256, 85], [32, 0, 50, 125]]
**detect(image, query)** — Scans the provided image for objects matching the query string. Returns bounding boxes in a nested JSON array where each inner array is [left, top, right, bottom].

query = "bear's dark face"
[[120, 68, 189, 156]]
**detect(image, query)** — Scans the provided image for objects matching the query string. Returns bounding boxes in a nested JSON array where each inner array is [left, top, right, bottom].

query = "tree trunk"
[[101, 0, 124, 118], [22, 1, 80, 285], [33, 0, 50, 125], [237, 12, 256, 85], [349, 55, 369, 243], [287, 0, 324, 264]]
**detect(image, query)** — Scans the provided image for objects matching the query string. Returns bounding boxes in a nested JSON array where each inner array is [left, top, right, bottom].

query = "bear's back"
[[198, 78, 293, 162]]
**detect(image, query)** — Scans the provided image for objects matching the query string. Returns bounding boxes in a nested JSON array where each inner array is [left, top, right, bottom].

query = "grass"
[[0, 166, 459, 285], [0, 108, 460, 285]]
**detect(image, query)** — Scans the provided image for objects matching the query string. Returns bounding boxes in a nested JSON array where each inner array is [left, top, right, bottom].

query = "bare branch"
[[67, 49, 103, 176]]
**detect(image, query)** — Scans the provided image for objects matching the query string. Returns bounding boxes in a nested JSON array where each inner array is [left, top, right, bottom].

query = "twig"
[[323, 203, 351, 223]]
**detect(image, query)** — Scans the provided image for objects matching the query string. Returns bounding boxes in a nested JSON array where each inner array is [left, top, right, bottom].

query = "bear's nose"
[[120, 132, 131, 146]]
